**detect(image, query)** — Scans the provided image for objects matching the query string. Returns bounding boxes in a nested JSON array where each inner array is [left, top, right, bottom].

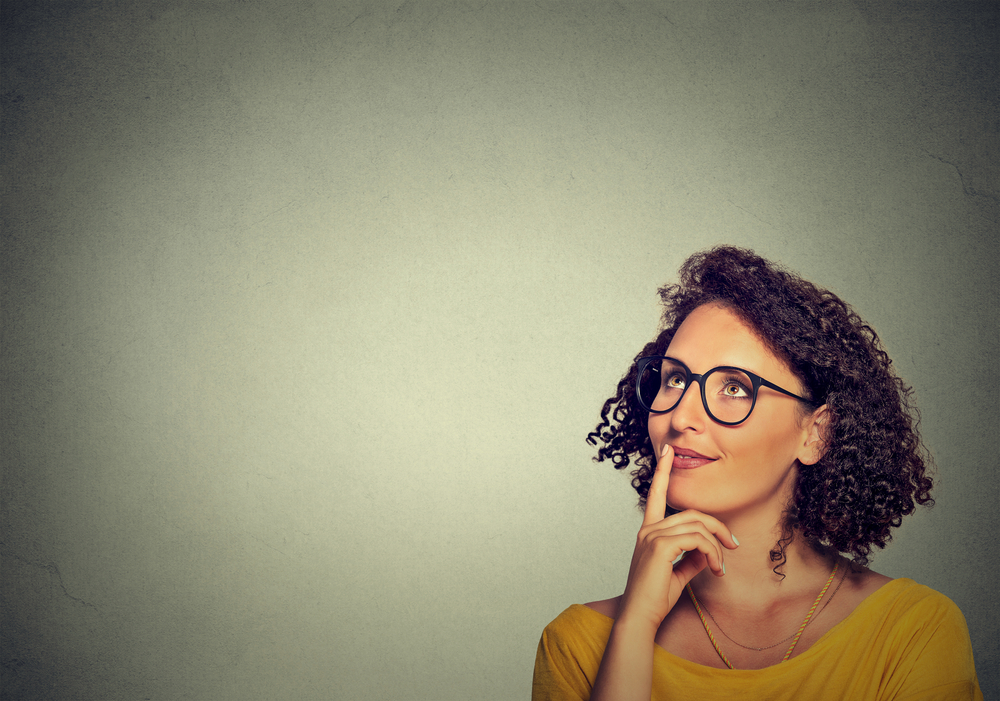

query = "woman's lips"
[[670, 447, 717, 470]]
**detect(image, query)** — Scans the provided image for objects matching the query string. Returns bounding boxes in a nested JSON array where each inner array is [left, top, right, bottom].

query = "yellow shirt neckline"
[[575, 576, 907, 674]]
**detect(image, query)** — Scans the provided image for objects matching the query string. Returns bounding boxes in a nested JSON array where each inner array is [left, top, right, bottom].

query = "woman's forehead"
[[666, 303, 791, 378]]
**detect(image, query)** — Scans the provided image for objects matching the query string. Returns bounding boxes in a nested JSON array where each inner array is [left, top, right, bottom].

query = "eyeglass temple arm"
[[758, 377, 813, 404]]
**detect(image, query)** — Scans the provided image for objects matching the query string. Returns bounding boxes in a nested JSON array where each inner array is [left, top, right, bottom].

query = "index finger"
[[643, 444, 673, 527]]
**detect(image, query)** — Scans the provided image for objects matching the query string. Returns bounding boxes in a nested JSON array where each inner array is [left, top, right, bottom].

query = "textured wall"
[[2, 2, 997, 699]]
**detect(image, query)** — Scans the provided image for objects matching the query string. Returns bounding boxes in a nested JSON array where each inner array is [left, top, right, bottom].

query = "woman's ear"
[[798, 404, 830, 466]]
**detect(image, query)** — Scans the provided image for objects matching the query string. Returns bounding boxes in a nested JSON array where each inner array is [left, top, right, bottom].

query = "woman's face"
[[647, 303, 825, 519]]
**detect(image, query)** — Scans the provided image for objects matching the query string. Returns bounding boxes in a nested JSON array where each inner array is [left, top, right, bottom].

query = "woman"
[[532, 246, 982, 700]]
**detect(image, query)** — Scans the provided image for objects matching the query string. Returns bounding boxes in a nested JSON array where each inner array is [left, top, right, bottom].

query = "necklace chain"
[[703, 563, 845, 651], [686, 560, 841, 669]]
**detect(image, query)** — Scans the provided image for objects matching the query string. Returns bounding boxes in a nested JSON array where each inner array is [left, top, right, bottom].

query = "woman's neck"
[[690, 518, 838, 610]]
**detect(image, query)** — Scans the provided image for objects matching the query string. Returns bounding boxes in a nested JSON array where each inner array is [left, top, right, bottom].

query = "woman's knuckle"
[[651, 538, 673, 555]]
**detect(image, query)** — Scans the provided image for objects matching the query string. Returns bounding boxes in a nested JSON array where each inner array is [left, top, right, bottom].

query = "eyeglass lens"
[[637, 358, 755, 423]]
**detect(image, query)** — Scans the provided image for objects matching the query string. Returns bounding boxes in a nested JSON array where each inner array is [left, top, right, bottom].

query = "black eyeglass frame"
[[634, 355, 816, 426]]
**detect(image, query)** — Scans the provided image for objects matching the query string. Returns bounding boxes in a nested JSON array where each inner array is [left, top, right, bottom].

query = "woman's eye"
[[721, 382, 749, 398], [665, 374, 686, 389]]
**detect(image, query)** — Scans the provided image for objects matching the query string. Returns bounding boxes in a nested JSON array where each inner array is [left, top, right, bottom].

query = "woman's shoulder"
[[854, 575, 964, 616], [827, 577, 982, 699], [581, 596, 620, 619], [535, 603, 615, 673], [821, 573, 973, 654], [542, 601, 615, 638]]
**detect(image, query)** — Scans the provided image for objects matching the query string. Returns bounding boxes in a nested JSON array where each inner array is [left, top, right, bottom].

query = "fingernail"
[[661, 444, 671, 458], [722, 562, 726, 575], [732, 534, 740, 546]]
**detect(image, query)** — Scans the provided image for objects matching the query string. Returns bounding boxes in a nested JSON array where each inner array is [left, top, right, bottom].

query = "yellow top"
[[532, 579, 982, 701]]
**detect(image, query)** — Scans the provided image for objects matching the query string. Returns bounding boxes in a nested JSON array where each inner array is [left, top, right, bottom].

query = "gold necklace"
[[703, 564, 846, 651], [685, 560, 840, 669]]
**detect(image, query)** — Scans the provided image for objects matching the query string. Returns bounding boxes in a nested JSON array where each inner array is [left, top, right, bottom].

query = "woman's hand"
[[616, 444, 741, 632], [590, 445, 740, 701]]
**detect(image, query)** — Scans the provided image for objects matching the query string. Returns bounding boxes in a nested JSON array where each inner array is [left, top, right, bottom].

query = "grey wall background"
[[2, 2, 997, 699]]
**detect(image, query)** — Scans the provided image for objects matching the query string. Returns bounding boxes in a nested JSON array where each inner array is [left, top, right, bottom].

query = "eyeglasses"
[[635, 356, 814, 426]]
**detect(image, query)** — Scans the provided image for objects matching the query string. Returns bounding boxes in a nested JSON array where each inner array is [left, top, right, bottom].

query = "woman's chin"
[[666, 495, 711, 514], [667, 490, 733, 518]]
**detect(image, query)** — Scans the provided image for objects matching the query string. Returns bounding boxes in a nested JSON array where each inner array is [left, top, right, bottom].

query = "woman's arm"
[[589, 615, 659, 700]]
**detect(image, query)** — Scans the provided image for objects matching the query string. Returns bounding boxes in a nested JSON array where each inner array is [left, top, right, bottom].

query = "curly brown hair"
[[586, 245, 934, 569]]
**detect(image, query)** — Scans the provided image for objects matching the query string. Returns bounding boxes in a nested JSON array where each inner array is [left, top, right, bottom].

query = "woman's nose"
[[670, 381, 708, 431]]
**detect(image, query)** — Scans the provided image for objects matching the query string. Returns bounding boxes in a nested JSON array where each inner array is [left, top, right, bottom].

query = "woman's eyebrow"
[[666, 354, 764, 375]]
